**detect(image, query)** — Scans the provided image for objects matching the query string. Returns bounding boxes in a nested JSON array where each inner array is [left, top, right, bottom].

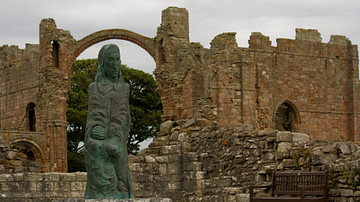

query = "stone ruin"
[[0, 120, 359, 201], [0, 6, 359, 201]]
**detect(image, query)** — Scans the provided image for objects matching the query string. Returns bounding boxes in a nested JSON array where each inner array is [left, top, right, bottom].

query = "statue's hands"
[[91, 125, 106, 140]]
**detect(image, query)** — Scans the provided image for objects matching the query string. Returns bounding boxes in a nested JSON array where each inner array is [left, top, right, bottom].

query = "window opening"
[[26, 102, 36, 131], [51, 40, 59, 67]]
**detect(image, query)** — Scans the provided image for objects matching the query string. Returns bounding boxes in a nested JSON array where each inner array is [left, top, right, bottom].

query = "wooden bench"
[[249, 171, 328, 202]]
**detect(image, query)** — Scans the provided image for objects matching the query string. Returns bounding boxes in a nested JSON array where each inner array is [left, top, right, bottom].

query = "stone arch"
[[71, 29, 156, 65], [274, 100, 300, 132], [9, 138, 45, 163]]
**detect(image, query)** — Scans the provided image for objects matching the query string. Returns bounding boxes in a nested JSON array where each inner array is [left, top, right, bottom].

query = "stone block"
[[263, 152, 275, 160], [145, 156, 156, 163], [183, 152, 197, 162], [59, 181, 71, 192], [322, 144, 337, 153], [0, 182, 12, 191], [160, 145, 181, 155], [12, 173, 24, 181], [281, 159, 297, 168], [151, 155, 167, 164], [277, 142, 292, 153], [177, 133, 186, 142], [166, 181, 183, 190], [0, 174, 13, 182], [292, 133, 309, 144], [336, 142, 351, 155], [276, 131, 293, 142], [168, 132, 179, 141], [168, 163, 182, 175], [44, 173, 61, 181], [341, 189, 354, 197], [183, 162, 202, 171], [43, 181, 54, 191], [183, 118, 196, 128], [5, 151, 17, 160], [71, 182, 84, 191], [158, 120, 174, 136], [236, 193, 250, 202], [61, 173, 76, 181], [159, 163, 167, 175], [75, 172, 87, 181]]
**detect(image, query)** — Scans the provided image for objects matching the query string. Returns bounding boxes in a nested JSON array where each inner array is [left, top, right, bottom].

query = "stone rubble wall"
[[129, 119, 360, 202], [0, 119, 360, 201], [0, 141, 41, 174]]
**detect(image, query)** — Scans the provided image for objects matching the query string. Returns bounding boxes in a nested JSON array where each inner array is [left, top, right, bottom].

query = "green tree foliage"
[[122, 67, 162, 154], [67, 59, 162, 171]]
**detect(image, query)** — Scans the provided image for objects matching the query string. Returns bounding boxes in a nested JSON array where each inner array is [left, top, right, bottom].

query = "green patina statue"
[[84, 44, 134, 199]]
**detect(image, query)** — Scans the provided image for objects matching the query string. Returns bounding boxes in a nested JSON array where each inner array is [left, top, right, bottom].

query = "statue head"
[[95, 44, 122, 83]]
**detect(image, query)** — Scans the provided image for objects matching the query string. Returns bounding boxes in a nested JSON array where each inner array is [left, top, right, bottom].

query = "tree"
[[66, 59, 162, 171], [122, 67, 162, 154]]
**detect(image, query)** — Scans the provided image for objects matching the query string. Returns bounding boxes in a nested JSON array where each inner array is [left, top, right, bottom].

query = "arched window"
[[274, 101, 300, 132], [26, 102, 36, 131]]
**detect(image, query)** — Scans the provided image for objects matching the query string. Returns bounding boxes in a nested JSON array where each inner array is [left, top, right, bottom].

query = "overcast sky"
[[1, 0, 359, 74]]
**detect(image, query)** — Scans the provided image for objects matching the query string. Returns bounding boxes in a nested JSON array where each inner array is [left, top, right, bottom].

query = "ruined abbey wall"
[[0, 44, 40, 130], [0, 123, 360, 201], [0, 7, 359, 173], [154, 7, 360, 142]]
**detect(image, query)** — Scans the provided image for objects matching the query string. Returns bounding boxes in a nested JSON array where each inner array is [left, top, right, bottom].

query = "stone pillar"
[[38, 18, 75, 172], [160, 7, 189, 42], [155, 7, 193, 121]]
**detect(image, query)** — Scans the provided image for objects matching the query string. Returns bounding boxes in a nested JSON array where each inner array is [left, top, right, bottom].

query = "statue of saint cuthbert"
[[84, 44, 134, 199]]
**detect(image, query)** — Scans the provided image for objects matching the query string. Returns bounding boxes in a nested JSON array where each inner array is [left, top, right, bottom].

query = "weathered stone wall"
[[0, 44, 40, 130], [0, 6, 359, 172], [152, 7, 360, 142], [0, 172, 86, 201], [0, 141, 41, 174], [129, 119, 360, 202], [0, 120, 360, 201]]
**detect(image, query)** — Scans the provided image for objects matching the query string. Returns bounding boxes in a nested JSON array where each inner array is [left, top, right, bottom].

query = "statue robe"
[[84, 80, 133, 199]]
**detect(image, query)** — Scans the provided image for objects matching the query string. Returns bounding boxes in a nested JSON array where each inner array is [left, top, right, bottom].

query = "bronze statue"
[[84, 44, 134, 199]]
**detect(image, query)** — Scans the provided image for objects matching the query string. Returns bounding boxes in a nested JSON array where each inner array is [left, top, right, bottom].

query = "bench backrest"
[[272, 171, 328, 196]]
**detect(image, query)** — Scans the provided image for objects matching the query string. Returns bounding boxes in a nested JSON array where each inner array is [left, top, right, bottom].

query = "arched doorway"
[[10, 140, 44, 163], [274, 101, 300, 132]]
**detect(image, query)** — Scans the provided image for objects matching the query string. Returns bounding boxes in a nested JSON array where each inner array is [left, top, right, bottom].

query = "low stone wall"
[[0, 172, 86, 201]]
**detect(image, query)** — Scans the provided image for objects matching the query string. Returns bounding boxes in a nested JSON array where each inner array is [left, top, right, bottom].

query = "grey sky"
[[1, 0, 359, 74]]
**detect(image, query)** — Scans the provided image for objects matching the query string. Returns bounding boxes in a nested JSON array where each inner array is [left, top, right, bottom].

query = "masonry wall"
[[1, 121, 360, 201], [129, 119, 360, 202], [154, 8, 360, 141], [247, 30, 360, 141], [0, 44, 40, 131], [0, 172, 86, 201]]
